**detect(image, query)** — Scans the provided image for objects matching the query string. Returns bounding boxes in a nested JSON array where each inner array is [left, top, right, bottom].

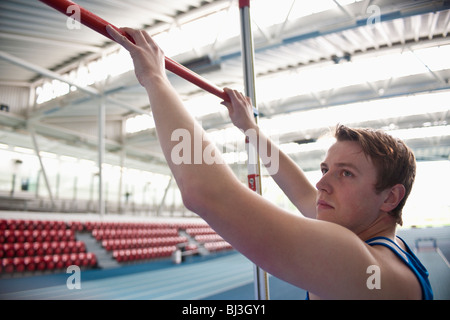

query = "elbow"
[[178, 177, 208, 214], [179, 175, 227, 217], [176, 167, 239, 216], [181, 189, 200, 213]]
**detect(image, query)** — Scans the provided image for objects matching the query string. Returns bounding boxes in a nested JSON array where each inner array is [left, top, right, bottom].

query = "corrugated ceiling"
[[0, 0, 449, 174]]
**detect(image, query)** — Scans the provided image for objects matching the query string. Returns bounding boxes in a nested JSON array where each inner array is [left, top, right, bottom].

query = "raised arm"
[[222, 89, 318, 218], [106, 27, 405, 299]]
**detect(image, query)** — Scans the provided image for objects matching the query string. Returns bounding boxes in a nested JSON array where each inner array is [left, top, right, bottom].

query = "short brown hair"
[[334, 124, 416, 225]]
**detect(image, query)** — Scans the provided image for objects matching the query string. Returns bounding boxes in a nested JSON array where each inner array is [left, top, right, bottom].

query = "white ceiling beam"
[[0, 50, 149, 119], [0, 32, 102, 53], [105, 0, 175, 24], [0, 50, 99, 96], [441, 10, 450, 37]]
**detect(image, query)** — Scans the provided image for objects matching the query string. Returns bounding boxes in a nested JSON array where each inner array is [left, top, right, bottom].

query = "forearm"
[[222, 88, 317, 218], [247, 126, 317, 218], [143, 77, 241, 214]]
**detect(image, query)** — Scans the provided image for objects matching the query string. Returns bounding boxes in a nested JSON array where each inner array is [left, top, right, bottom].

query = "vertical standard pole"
[[118, 148, 125, 214], [98, 93, 105, 216], [239, 0, 270, 300]]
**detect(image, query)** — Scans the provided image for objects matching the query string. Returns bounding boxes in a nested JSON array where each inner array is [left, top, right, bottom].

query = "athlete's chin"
[[316, 209, 333, 220], [316, 211, 340, 224]]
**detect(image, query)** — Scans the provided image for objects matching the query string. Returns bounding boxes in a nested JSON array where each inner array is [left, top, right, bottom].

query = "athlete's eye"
[[342, 170, 353, 177]]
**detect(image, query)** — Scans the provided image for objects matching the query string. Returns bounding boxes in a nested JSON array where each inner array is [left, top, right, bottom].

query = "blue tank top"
[[365, 236, 433, 300], [305, 236, 433, 299]]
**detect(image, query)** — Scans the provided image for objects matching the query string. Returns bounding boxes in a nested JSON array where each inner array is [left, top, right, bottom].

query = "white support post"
[[239, 0, 270, 301], [29, 127, 55, 209], [98, 92, 105, 216]]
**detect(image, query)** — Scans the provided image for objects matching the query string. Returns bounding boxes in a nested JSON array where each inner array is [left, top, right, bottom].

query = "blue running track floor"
[[0, 252, 306, 300]]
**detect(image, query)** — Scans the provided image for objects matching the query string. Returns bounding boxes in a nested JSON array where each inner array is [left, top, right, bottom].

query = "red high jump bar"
[[38, 0, 230, 102]]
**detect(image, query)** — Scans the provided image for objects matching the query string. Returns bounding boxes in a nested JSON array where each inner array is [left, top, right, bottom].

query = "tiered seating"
[[185, 226, 233, 253], [88, 221, 189, 263], [0, 219, 97, 274], [204, 241, 233, 252], [92, 227, 179, 240], [185, 227, 217, 236], [183, 243, 199, 255], [1, 218, 234, 273], [112, 247, 177, 262], [194, 234, 224, 243]]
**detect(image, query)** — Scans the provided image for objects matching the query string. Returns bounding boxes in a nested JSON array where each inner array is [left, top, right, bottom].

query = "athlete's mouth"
[[316, 199, 334, 210]]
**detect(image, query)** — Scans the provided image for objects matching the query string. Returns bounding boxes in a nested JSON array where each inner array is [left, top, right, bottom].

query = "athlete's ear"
[[380, 184, 405, 213]]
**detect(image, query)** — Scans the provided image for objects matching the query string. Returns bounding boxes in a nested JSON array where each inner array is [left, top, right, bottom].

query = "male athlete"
[[107, 26, 432, 299]]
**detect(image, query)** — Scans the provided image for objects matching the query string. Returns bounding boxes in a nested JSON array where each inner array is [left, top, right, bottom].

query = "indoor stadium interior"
[[0, 0, 449, 301]]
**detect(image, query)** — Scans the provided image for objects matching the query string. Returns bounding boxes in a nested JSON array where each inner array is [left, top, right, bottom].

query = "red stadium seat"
[[23, 230, 34, 243], [44, 255, 55, 271], [69, 253, 80, 266], [126, 249, 134, 261], [77, 252, 85, 266], [112, 250, 121, 262], [6, 219, 17, 230], [78, 253, 89, 267], [4, 230, 15, 243], [42, 220, 52, 231], [13, 257, 25, 272], [49, 229, 58, 241], [41, 230, 52, 242], [68, 221, 83, 231], [51, 241, 62, 255], [61, 241, 71, 254], [143, 248, 151, 260], [75, 241, 86, 253], [24, 220, 34, 231], [66, 241, 75, 254], [3, 244, 15, 258], [86, 253, 97, 267], [61, 254, 72, 268], [2, 258, 14, 273], [13, 230, 26, 243], [0, 219, 7, 230], [41, 242, 53, 256], [16, 220, 26, 230], [101, 239, 110, 250], [33, 242, 45, 256], [13, 243, 25, 257], [55, 229, 64, 241], [33, 256, 46, 271], [34, 220, 44, 231], [53, 255, 65, 270], [24, 242, 34, 257], [32, 230, 43, 242], [65, 229, 75, 241], [24, 256, 36, 272]]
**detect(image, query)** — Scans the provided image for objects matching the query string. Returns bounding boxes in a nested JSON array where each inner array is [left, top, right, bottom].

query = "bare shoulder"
[[367, 242, 422, 299]]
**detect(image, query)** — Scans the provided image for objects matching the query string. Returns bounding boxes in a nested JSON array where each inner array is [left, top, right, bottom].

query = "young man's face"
[[315, 140, 387, 234]]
